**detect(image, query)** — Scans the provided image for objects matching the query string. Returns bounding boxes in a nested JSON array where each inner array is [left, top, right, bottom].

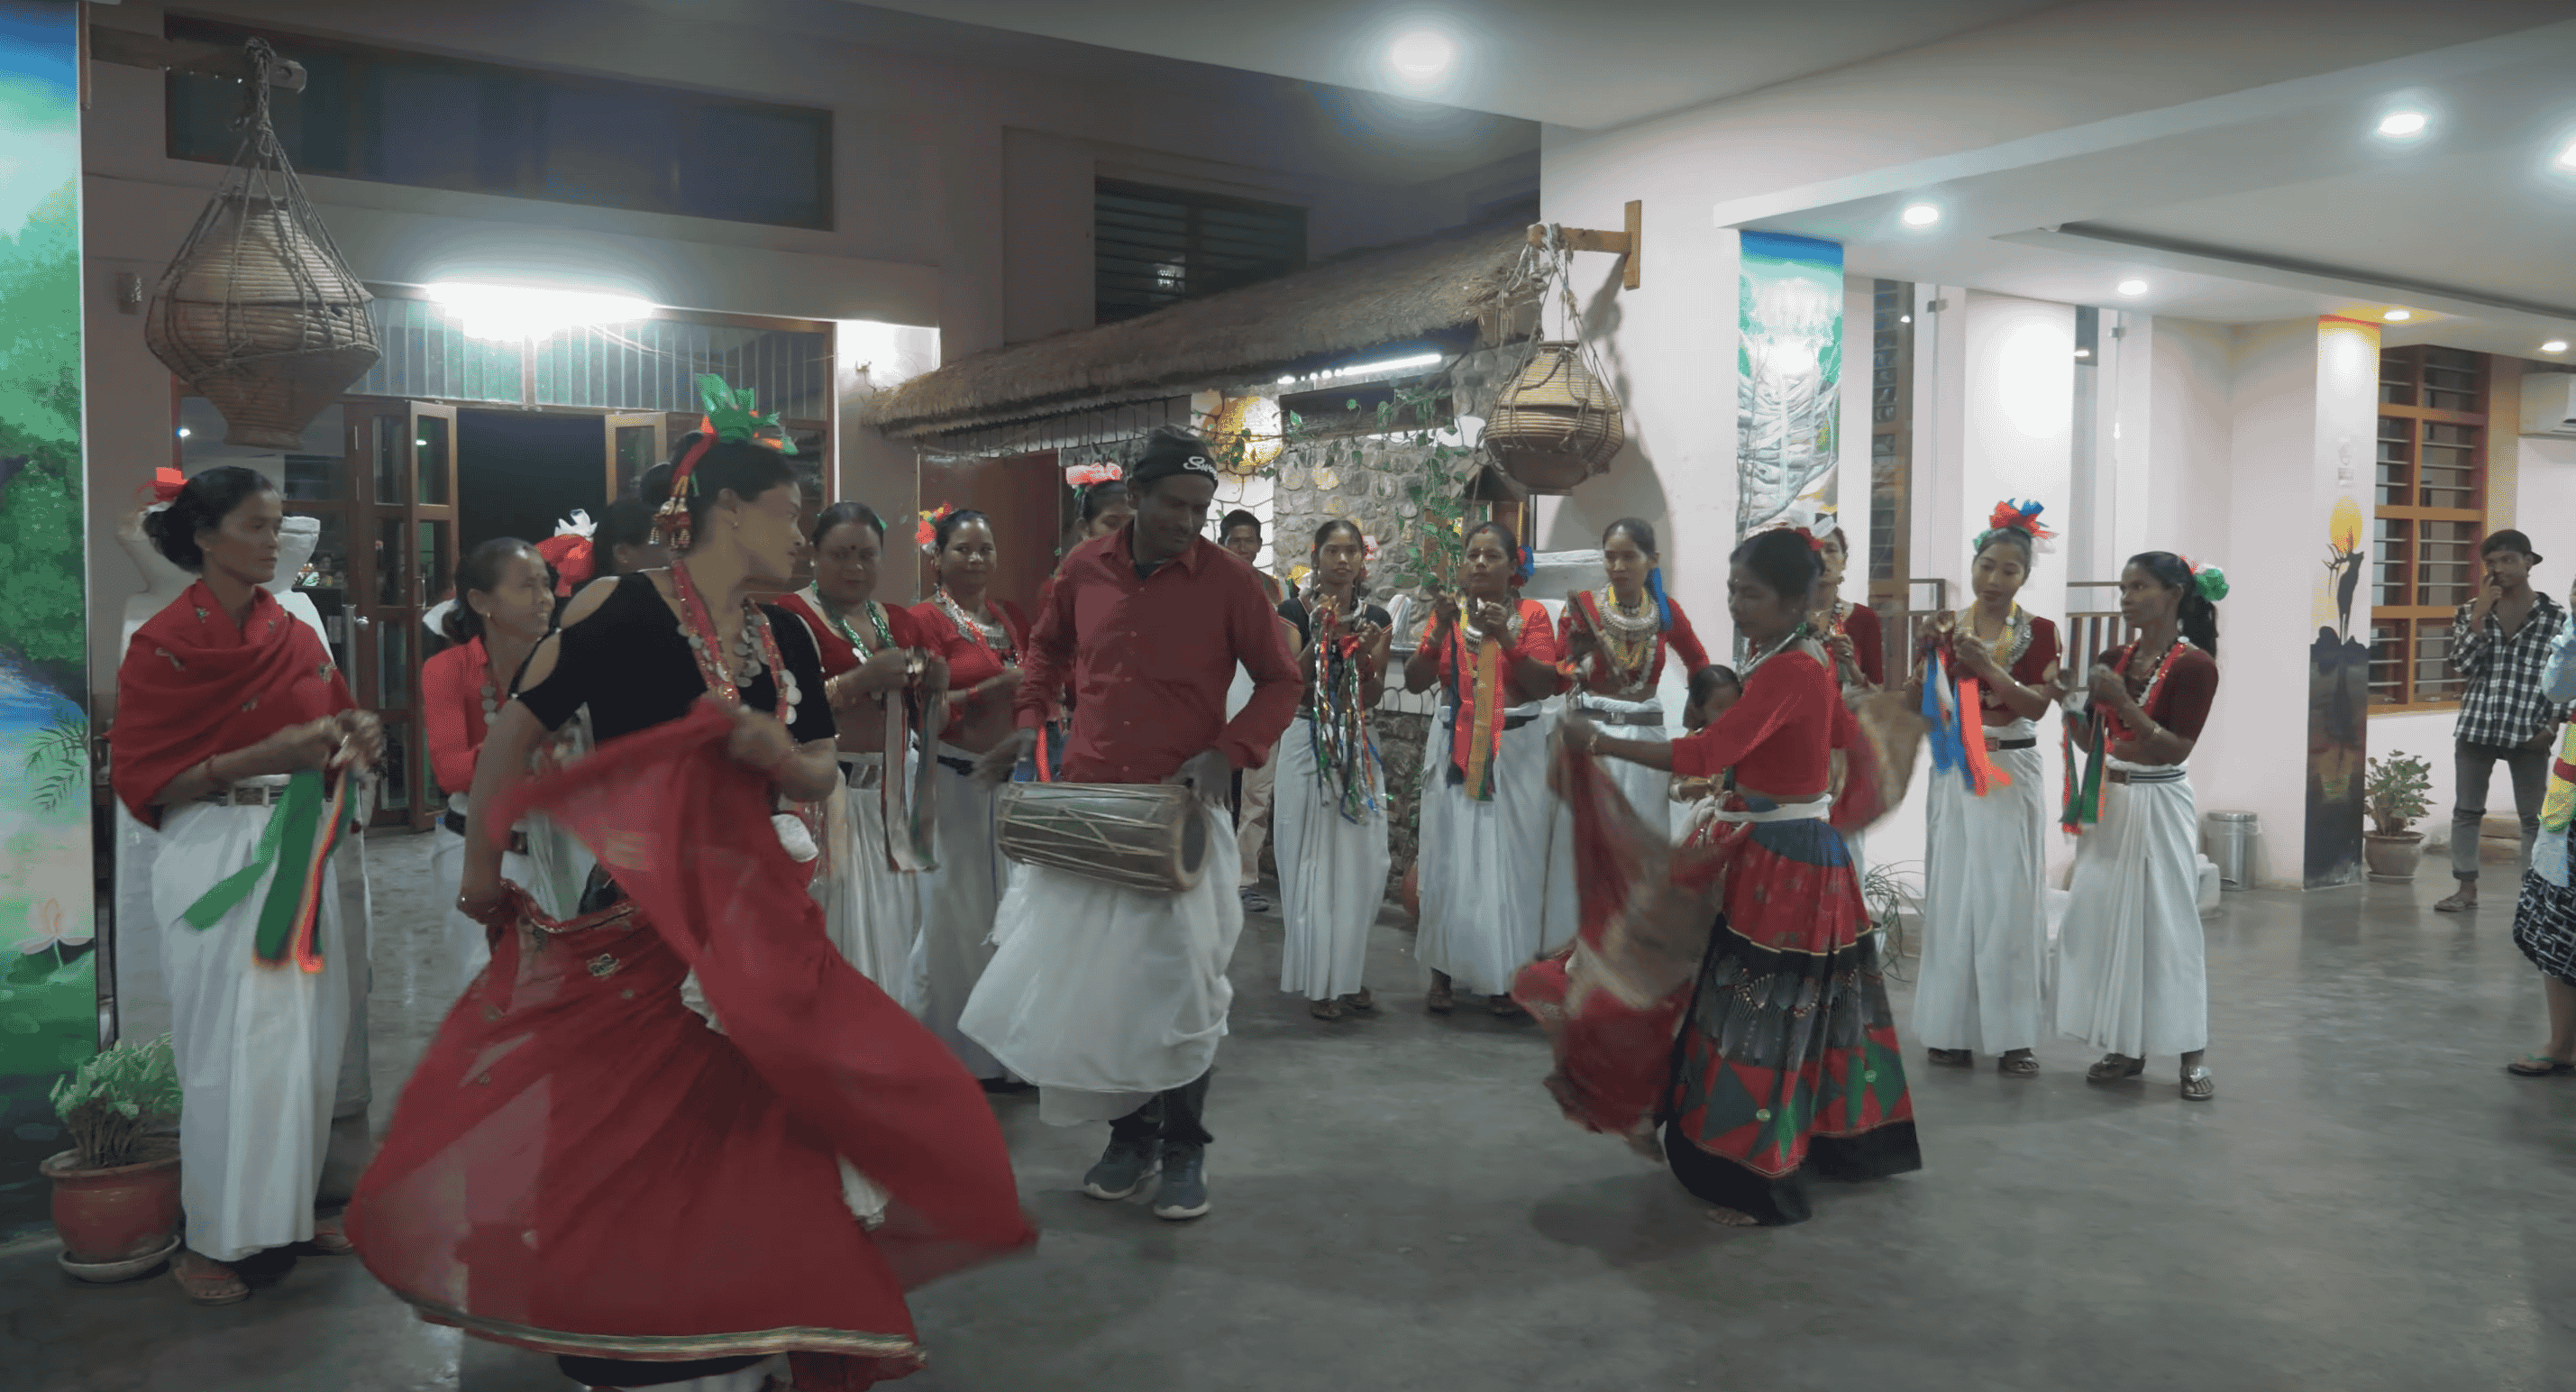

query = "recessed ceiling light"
[[2544, 339, 2570, 353], [2383, 308, 2412, 322], [1899, 203, 1941, 228], [2557, 139, 2576, 170], [2116, 279, 2148, 297], [2376, 111, 2427, 138], [1387, 30, 1454, 82]]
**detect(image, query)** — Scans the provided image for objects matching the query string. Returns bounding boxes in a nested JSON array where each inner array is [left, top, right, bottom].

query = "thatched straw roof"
[[867, 219, 1534, 439]]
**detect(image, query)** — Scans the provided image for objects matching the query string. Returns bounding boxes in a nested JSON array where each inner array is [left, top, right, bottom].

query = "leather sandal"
[[2434, 890, 2479, 913], [1309, 998, 1347, 1021], [1426, 980, 1454, 1013], [2179, 1066, 2215, 1100], [2507, 1054, 2575, 1076], [1341, 988, 1376, 1012], [1996, 1050, 2040, 1077], [306, 1215, 356, 1256], [1926, 1048, 1973, 1067], [172, 1249, 249, 1305], [2086, 1053, 2145, 1085]]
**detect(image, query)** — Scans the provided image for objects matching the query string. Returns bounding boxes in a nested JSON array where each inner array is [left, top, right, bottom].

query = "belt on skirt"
[[2105, 766, 2185, 786], [838, 755, 883, 791], [1989, 736, 2037, 751], [1440, 710, 1539, 733], [442, 809, 529, 856]]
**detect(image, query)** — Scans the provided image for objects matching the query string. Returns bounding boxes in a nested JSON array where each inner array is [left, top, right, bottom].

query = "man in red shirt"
[[964, 427, 1299, 1221]]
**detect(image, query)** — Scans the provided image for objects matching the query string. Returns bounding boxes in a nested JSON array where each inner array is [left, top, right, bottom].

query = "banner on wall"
[[1736, 230, 1843, 540], [0, 0, 96, 1242]]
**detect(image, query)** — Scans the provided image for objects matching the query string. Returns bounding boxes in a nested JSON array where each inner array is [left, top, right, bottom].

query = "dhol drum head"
[[996, 782, 1209, 894]]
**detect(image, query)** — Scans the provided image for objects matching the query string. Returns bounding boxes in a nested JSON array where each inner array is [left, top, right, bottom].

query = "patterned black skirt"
[[2511, 851, 2576, 987]]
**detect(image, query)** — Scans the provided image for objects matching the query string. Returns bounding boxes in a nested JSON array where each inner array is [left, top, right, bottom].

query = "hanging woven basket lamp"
[[146, 39, 378, 449], [1484, 341, 1624, 494]]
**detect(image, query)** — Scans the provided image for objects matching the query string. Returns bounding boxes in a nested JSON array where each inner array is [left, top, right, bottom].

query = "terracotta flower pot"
[[41, 1140, 181, 1266], [2363, 830, 2425, 884]]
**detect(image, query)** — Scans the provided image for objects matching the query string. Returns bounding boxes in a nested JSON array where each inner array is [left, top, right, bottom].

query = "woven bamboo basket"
[[1484, 342, 1623, 495], [147, 194, 378, 449]]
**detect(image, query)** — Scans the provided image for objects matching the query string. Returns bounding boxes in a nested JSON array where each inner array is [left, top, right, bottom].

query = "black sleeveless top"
[[517, 572, 836, 746]]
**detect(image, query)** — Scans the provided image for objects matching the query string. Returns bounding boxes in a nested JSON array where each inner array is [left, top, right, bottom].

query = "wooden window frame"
[[2369, 345, 2489, 712]]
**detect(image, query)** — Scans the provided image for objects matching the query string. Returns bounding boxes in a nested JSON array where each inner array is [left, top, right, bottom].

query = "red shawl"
[[110, 582, 352, 828]]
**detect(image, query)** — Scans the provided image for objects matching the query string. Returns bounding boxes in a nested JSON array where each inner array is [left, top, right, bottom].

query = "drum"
[[996, 782, 1209, 894]]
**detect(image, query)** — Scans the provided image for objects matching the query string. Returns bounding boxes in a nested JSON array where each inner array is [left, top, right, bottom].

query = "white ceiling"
[[1739, 19, 2576, 358], [845, 0, 2070, 130]]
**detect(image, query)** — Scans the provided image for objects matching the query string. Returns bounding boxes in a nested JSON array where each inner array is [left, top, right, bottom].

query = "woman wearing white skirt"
[[2054, 551, 2226, 1100], [109, 467, 386, 1305], [1912, 503, 2062, 1076], [909, 509, 1030, 1083], [1403, 522, 1567, 1015], [777, 503, 945, 1002], [423, 538, 562, 994], [1556, 517, 1714, 826], [1274, 521, 1394, 1020]]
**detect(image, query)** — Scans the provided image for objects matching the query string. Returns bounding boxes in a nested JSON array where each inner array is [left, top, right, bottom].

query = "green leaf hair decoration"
[[695, 371, 795, 455], [2194, 563, 2229, 603]]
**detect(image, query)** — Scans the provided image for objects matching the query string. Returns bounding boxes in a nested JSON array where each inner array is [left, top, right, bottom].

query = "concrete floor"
[[6, 831, 2574, 1392]]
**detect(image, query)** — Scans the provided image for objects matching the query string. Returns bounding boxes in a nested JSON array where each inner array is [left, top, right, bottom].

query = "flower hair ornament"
[[1977, 499, 2057, 554], [650, 374, 796, 552], [144, 466, 186, 510], [1065, 461, 1122, 488], [916, 501, 956, 553], [1512, 543, 1535, 587], [2182, 556, 2230, 603]]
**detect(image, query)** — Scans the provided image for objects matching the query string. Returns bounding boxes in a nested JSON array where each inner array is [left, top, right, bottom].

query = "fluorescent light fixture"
[[1899, 202, 1941, 228], [1387, 30, 1454, 83], [2116, 279, 2149, 297], [2383, 308, 2412, 322], [1280, 351, 1445, 387], [2073, 348, 2093, 358], [2544, 340, 2571, 353], [426, 281, 653, 342], [2375, 110, 2427, 138]]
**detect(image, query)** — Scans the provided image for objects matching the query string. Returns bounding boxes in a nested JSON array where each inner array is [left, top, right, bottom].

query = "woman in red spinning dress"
[[347, 414, 1031, 1391], [1524, 527, 1921, 1227]]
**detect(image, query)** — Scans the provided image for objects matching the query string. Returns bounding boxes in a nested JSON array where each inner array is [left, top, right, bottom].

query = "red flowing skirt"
[[348, 707, 1033, 1388]]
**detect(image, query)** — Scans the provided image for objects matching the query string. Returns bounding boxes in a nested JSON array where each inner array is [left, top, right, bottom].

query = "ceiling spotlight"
[[1899, 202, 1941, 228], [1387, 30, 1454, 82], [2375, 110, 2428, 138], [2383, 308, 2412, 322], [2116, 279, 2148, 297], [2557, 139, 2576, 170], [2544, 340, 2571, 353]]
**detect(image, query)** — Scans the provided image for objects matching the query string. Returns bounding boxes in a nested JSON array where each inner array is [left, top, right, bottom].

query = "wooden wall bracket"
[[1528, 200, 1642, 290], [88, 24, 308, 93]]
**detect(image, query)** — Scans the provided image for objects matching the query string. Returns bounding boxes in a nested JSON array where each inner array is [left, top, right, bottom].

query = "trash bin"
[[2205, 810, 2259, 889]]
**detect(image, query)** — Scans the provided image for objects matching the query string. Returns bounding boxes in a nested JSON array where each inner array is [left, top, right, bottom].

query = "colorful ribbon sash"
[[179, 769, 348, 972]]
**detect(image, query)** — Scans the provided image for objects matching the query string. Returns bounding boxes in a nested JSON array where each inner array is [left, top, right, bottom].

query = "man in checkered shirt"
[[2439, 529, 2571, 912]]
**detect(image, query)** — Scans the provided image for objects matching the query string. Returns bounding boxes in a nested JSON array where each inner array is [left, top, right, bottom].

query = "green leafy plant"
[[49, 1032, 181, 1169], [23, 711, 86, 812], [2365, 751, 2434, 836]]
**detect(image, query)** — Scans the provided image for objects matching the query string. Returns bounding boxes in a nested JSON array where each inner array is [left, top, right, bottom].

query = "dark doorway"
[[458, 410, 607, 554]]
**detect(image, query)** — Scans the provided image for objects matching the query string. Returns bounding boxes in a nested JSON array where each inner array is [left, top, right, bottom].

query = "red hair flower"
[[149, 467, 185, 505], [1065, 461, 1122, 488], [916, 502, 955, 549]]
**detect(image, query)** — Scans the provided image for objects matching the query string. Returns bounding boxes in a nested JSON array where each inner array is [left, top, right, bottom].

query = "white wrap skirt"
[[1416, 701, 1554, 996], [961, 801, 1242, 1125], [1914, 724, 2049, 1053], [1274, 715, 1391, 1001], [909, 745, 1011, 1078], [154, 800, 355, 1262], [813, 752, 921, 1006], [2055, 759, 2209, 1058]]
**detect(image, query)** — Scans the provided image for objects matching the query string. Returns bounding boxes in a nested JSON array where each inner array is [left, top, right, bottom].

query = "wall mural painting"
[[0, 0, 96, 1243], [2307, 492, 2370, 887], [1736, 230, 1842, 540]]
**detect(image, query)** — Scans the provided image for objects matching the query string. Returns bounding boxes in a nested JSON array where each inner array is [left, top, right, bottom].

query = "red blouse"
[[2106, 643, 2219, 743], [909, 593, 1029, 741], [773, 591, 927, 679], [1420, 597, 1563, 700], [1835, 601, 1886, 687], [1668, 648, 1855, 796], [1558, 593, 1713, 696], [422, 638, 497, 794], [1975, 615, 2061, 728]]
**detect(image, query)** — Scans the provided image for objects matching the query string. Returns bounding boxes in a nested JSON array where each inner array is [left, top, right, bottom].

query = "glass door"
[[349, 401, 457, 830]]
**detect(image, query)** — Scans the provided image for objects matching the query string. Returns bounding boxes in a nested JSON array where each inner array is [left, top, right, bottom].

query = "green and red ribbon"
[[179, 770, 349, 972]]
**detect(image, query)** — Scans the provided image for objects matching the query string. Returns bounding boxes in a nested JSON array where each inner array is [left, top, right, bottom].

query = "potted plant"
[[2363, 751, 2434, 883], [41, 1032, 183, 1282]]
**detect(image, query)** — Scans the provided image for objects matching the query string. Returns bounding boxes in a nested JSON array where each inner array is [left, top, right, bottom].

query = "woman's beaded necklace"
[[1591, 586, 1658, 690], [936, 586, 1014, 662], [804, 585, 892, 661], [671, 561, 799, 721], [2108, 634, 2186, 738]]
